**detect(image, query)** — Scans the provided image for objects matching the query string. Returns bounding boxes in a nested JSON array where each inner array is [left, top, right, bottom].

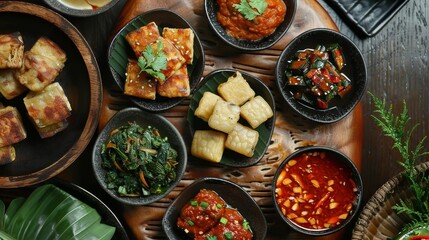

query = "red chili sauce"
[[216, 0, 286, 41], [274, 151, 358, 230], [177, 189, 253, 239]]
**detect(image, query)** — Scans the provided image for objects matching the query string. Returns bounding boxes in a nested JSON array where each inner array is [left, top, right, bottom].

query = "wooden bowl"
[[352, 162, 429, 240], [0, 2, 102, 188]]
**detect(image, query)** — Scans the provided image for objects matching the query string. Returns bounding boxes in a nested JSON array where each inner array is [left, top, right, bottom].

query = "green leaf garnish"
[[206, 235, 217, 240], [187, 220, 194, 226], [233, 0, 267, 21], [370, 92, 429, 234], [243, 220, 250, 230], [224, 232, 233, 240], [137, 41, 167, 80]]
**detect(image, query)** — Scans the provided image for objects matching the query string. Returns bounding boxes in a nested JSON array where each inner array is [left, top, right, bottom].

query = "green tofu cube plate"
[[187, 69, 275, 167]]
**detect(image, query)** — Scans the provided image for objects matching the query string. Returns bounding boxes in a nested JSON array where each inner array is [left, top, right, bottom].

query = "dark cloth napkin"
[[324, 0, 410, 37]]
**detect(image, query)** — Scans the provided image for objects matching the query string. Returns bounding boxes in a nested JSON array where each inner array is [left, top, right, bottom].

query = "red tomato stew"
[[274, 151, 358, 230], [216, 0, 286, 41], [177, 189, 253, 239], [284, 44, 351, 109]]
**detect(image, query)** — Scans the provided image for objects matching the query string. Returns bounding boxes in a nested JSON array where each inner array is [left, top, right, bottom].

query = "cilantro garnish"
[[137, 41, 167, 80], [233, 0, 268, 21]]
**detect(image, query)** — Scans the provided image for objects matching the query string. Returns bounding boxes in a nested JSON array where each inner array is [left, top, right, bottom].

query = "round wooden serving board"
[[100, 0, 363, 239]]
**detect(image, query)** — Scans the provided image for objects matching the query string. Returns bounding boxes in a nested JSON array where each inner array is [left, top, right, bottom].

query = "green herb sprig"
[[233, 0, 267, 21], [370, 93, 429, 233], [137, 41, 167, 81]]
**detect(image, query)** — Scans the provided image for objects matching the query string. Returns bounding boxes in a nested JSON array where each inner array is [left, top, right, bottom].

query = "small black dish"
[[272, 146, 363, 236], [275, 28, 367, 124], [43, 0, 120, 17], [204, 0, 297, 51], [162, 177, 267, 240], [108, 9, 205, 112], [187, 69, 275, 167], [92, 107, 187, 205]]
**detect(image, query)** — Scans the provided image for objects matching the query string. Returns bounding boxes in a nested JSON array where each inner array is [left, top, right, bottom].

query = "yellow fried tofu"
[[157, 64, 190, 98], [24, 82, 71, 129], [194, 92, 223, 122], [162, 27, 194, 64], [208, 99, 240, 134], [0, 32, 24, 69], [0, 106, 27, 147], [225, 123, 259, 157], [150, 37, 186, 85], [191, 130, 226, 163], [0, 69, 27, 100], [125, 22, 160, 58], [217, 71, 255, 106], [240, 95, 273, 129], [17, 37, 66, 92], [36, 119, 69, 139], [124, 59, 157, 100], [0, 145, 15, 166]]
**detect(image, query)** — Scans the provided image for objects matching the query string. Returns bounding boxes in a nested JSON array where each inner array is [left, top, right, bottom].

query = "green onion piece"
[[216, 203, 223, 209], [190, 200, 198, 206], [220, 217, 228, 224], [224, 232, 233, 240], [206, 235, 217, 240], [243, 220, 250, 230], [187, 220, 194, 226], [200, 201, 209, 208]]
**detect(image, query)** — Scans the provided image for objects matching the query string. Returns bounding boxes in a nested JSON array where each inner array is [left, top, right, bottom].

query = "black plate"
[[204, 0, 296, 51], [108, 9, 205, 112], [162, 177, 267, 240], [0, 179, 129, 240], [275, 28, 367, 124], [92, 107, 187, 205], [0, 2, 102, 187], [325, 0, 410, 37], [187, 69, 275, 167]]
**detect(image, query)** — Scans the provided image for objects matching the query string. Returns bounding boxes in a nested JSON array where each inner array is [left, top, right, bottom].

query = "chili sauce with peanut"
[[216, 0, 286, 41], [274, 151, 358, 230]]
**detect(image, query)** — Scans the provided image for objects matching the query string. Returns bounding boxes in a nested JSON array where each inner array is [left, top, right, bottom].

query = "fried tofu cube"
[[191, 130, 226, 163], [0, 32, 24, 69], [125, 22, 160, 58], [0, 69, 27, 100], [24, 82, 71, 129], [217, 71, 255, 106], [157, 64, 190, 98], [124, 59, 157, 100], [0, 106, 27, 147], [162, 27, 194, 64], [194, 92, 223, 122], [225, 123, 259, 157], [0, 145, 16, 166], [208, 100, 240, 134], [36, 119, 69, 139], [150, 38, 186, 85], [17, 37, 66, 91], [240, 96, 273, 129]]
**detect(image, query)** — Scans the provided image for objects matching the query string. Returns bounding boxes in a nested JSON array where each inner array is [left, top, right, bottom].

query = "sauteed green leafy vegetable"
[[100, 122, 178, 197]]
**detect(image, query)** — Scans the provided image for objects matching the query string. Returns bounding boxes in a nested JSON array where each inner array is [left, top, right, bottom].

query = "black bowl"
[[43, 0, 121, 17], [187, 69, 275, 167], [162, 177, 267, 240], [92, 107, 187, 205], [272, 146, 363, 236], [108, 9, 205, 112], [204, 0, 296, 51], [275, 28, 367, 123]]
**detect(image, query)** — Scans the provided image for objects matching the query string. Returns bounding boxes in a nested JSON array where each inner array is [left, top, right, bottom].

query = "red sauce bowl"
[[272, 146, 363, 236]]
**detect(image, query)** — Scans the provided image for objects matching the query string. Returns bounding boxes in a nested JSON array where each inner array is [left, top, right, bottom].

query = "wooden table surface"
[[3, 0, 429, 239]]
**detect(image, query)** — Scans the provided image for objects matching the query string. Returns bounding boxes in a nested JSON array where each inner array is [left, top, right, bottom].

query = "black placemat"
[[325, 0, 410, 37]]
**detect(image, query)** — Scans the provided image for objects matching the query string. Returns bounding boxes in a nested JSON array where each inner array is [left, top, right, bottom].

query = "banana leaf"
[[0, 184, 115, 240]]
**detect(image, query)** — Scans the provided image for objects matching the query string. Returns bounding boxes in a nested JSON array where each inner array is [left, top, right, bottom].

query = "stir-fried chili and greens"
[[285, 44, 351, 109], [100, 122, 178, 197]]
